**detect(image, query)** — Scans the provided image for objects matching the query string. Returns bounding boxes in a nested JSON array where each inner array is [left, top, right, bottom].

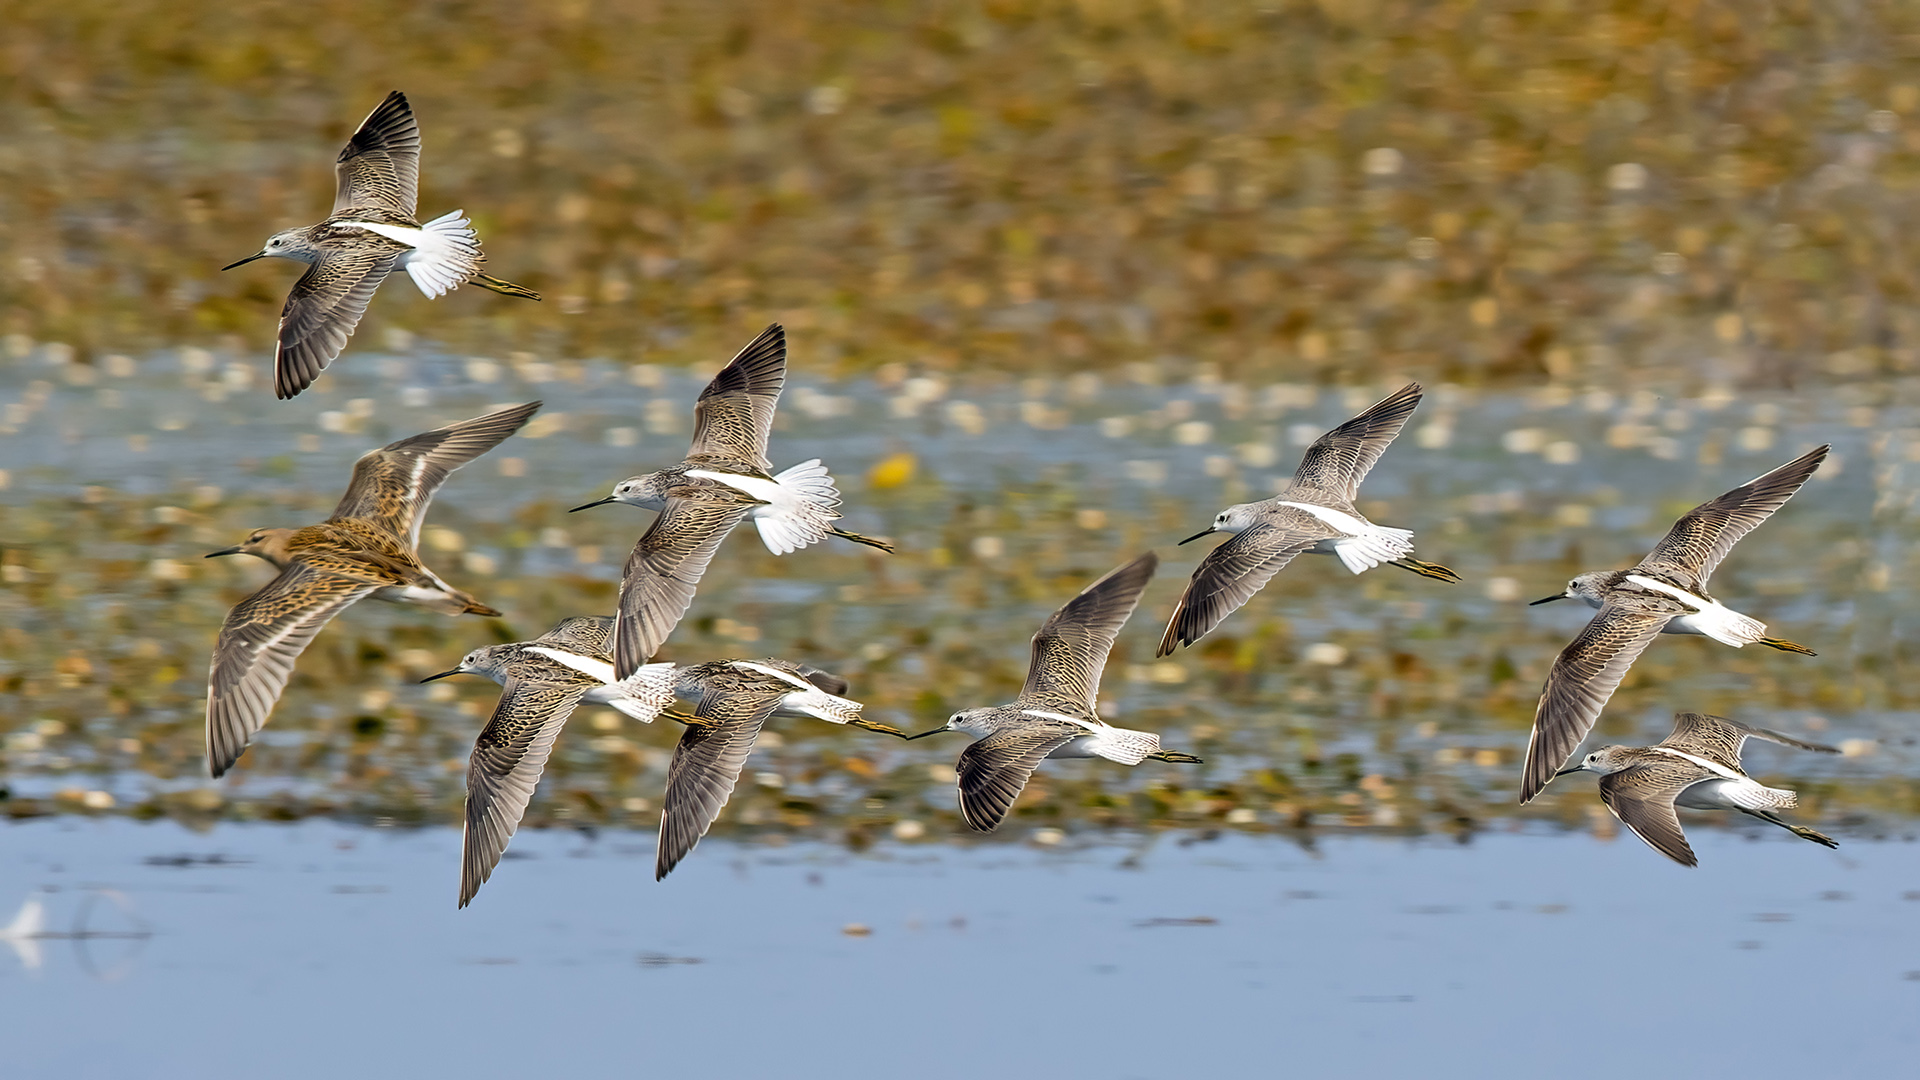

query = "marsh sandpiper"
[[1159, 383, 1458, 656], [421, 615, 678, 907], [203, 401, 539, 777], [1520, 446, 1829, 802], [570, 324, 892, 677], [1555, 711, 1840, 866], [906, 552, 1203, 832], [222, 91, 540, 399]]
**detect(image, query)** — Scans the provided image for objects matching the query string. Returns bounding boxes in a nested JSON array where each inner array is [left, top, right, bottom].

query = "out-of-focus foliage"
[[6, 0, 1920, 385]]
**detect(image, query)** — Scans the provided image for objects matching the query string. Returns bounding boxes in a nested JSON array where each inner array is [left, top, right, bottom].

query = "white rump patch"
[[1624, 575, 1765, 646], [1276, 501, 1415, 575], [345, 209, 482, 299], [690, 462, 846, 557]]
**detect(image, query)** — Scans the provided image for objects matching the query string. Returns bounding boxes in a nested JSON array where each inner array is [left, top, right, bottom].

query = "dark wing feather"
[[955, 721, 1083, 832], [612, 488, 755, 677], [656, 686, 785, 880], [796, 665, 850, 696], [460, 677, 591, 907], [1661, 711, 1839, 771], [1636, 445, 1828, 588], [1519, 604, 1670, 802], [273, 248, 398, 399], [686, 324, 785, 471], [1157, 522, 1325, 655], [333, 90, 421, 216], [207, 564, 376, 777], [1290, 383, 1423, 500], [1598, 762, 1705, 867], [1018, 552, 1158, 718], [329, 401, 541, 546]]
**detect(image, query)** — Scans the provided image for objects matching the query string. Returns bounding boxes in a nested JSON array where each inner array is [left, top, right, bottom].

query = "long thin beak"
[[570, 497, 615, 513], [419, 669, 462, 683], [902, 728, 951, 740], [1529, 594, 1567, 606], [1553, 764, 1584, 777], [220, 253, 267, 271], [204, 546, 242, 558], [1178, 528, 1215, 546]]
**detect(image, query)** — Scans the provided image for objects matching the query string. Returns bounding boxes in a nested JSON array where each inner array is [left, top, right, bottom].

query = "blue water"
[[3, 819, 1914, 1079]]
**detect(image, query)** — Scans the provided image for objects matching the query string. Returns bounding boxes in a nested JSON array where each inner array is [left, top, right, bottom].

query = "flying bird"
[[572, 324, 892, 677], [1520, 446, 1828, 802], [1160, 383, 1457, 656], [1554, 711, 1839, 866], [203, 401, 539, 777], [907, 553, 1202, 832], [421, 616, 678, 907], [222, 91, 540, 398]]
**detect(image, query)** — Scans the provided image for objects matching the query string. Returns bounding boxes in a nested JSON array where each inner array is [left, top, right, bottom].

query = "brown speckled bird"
[[203, 401, 539, 778]]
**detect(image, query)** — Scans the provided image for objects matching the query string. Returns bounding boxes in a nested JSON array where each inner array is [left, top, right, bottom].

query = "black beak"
[[1553, 764, 1583, 777], [204, 546, 242, 558], [220, 253, 267, 271], [419, 669, 462, 683], [902, 728, 952, 740], [1529, 594, 1566, 606], [570, 497, 615, 513], [1178, 528, 1215, 546]]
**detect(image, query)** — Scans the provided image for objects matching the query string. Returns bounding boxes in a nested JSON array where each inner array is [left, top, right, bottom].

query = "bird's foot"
[[832, 528, 896, 553], [850, 718, 908, 737], [1758, 637, 1817, 656], [1390, 558, 1462, 584], [1149, 751, 1205, 764], [1791, 824, 1840, 849]]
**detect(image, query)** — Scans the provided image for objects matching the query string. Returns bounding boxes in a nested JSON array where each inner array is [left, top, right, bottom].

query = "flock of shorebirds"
[[203, 92, 1842, 907]]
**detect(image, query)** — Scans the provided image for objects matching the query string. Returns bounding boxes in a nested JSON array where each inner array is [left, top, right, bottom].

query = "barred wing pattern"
[[686, 324, 786, 472], [207, 564, 376, 777], [333, 90, 422, 216], [1290, 383, 1423, 501], [1636, 446, 1829, 588], [329, 401, 541, 545], [1018, 552, 1157, 719]]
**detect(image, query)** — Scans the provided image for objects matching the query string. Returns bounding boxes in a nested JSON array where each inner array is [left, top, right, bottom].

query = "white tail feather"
[[348, 210, 482, 299], [1332, 526, 1416, 575], [748, 460, 846, 555], [1085, 726, 1161, 766], [781, 687, 863, 724]]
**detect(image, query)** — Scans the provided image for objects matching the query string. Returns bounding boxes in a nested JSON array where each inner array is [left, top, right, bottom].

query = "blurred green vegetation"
[[7, 0, 1920, 386]]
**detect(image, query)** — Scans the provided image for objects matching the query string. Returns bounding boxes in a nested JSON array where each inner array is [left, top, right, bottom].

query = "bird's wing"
[[686, 324, 785, 471], [1290, 383, 1423, 500], [1157, 520, 1327, 655], [273, 248, 398, 399], [656, 684, 786, 880], [955, 720, 1085, 832], [1636, 445, 1828, 587], [1598, 761, 1706, 867], [1018, 552, 1158, 718], [206, 563, 377, 777], [332, 90, 421, 217], [460, 677, 592, 907], [328, 401, 541, 546], [1661, 711, 1839, 771], [1519, 603, 1671, 802], [795, 665, 850, 696], [532, 615, 618, 660], [612, 487, 755, 677]]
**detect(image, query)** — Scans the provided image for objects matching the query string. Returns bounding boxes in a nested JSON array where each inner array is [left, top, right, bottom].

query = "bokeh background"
[[2, 1, 1917, 874]]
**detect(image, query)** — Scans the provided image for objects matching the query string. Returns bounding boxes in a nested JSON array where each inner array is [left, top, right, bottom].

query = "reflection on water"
[[0, 351, 1915, 852], [3, 819, 1918, 1078]]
